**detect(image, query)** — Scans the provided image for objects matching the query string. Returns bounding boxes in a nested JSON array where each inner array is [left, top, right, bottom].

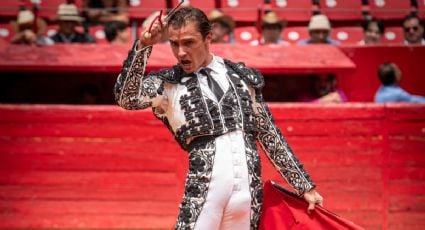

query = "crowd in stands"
[[2, 0, 424, 46], [1, 0, 424, 104]]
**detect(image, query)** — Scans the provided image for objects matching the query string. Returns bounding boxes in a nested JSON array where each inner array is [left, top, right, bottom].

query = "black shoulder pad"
[[224, 59, 265, 89], [148, 65, 183, 84]]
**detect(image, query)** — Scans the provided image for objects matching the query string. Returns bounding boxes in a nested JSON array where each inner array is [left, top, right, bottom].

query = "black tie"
[[200, 68, 224, 101]]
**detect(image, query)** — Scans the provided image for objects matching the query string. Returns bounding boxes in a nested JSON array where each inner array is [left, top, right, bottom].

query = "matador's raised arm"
[[114, 43, 167, 110]]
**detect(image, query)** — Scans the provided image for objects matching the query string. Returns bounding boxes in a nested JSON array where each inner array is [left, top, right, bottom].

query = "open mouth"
[[180, 60, 191, 69]]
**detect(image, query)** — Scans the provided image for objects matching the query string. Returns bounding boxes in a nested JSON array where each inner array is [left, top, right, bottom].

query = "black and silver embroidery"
[[114, 44, 316, 229], [176, 76, 215, 150], [113, 44, 157, 110], [176, 140, 216, 229], [253, 91, 316, 195], [244, 134, 263, 229]]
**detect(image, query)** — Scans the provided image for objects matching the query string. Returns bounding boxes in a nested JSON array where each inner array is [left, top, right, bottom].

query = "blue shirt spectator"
[[375, 85, 425, 103], [374, 62, 425, 103]]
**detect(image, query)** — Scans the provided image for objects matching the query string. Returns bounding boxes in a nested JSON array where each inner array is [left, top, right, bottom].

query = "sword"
[[143, 0, 185, 40]]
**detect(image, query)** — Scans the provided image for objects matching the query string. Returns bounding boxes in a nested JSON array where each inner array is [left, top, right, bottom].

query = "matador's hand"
[[303, 189, 323, 214], [139, 11, 167, 47]]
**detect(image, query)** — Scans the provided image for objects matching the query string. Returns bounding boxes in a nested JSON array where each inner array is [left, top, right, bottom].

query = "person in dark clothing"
[[50, 3, 95, 44], [83, 0, 129, 24], [103, 20, 129, 44]]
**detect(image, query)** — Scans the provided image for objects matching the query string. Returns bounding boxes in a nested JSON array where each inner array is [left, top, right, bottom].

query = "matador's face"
[[168, 21, 212, 73]]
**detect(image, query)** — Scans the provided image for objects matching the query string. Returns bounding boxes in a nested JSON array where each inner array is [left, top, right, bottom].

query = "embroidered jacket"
[[114, 42, 316, 229]]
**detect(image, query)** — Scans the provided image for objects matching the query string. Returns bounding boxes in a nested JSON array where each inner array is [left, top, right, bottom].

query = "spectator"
[[141, 11, 168, 44], [10, 9, 53, 45], [402, 14, 424, 45], [299, 74, 347, 103], [50, 4, 95, 44], [375, 62, 425, 103], [83, 0, 128, 25], [358, 19, 384, 45], [208, 9, 235, 44], [104, 20, 129, 44], [298, 14, 339, 45], [252, 11, 289, 45]]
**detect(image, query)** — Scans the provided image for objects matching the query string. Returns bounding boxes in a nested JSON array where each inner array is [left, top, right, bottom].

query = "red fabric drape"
[[260, 180, 364, 230]]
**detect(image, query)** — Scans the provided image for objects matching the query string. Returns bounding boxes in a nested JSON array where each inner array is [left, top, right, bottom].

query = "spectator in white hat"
[[10, 9, 53, 45], [298, 14, 339, 45], [50, 4, 95, 44]]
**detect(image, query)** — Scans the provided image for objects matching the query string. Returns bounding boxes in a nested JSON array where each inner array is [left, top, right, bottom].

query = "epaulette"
[[147, 64, 186, 84], [224, 59, 265, 89]]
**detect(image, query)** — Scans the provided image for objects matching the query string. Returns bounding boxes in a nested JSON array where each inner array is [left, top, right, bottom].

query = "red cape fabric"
[[260, 180, 364, 230]]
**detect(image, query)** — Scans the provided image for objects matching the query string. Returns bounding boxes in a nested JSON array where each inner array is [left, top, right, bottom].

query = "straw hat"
[[57, 3, 83, 22], [17, 10, 35, 24], [262, 11, 286, 28], [10, 9, 47, 35], [208, 9, 235, 31], [308, 14, 331, 30]]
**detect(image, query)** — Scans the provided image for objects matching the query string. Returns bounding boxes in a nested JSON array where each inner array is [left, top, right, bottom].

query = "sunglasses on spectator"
[[404, 26, 419, 32]]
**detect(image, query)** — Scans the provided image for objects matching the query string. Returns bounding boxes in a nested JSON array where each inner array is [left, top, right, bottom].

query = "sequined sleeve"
[[114, 42, 166, 110], [251, 80, 316, 195]]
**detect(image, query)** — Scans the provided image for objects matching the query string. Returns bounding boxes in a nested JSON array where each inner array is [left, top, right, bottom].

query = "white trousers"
[[194, 131, 252, 230]]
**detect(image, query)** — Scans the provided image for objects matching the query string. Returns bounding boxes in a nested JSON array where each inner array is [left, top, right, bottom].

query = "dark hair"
[[104, 21, 127, 42], [402, 14, 423, 27], [378, 62, 397, 86], [262, 23, 283, 30], [362, 19, 384, 34], [215, 20, 232, 31], [167, 7, 211, 39]]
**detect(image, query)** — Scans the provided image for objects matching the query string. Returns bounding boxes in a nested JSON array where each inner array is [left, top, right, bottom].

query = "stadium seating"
[[331, 26, 364, 44], [269, 0, 315, 22], [0, 1, 83, 21], [234, 26, 259, 44], [318, 0, 364, 20], [417, 0, 425, 19], [220, 0, 262, 22], [171, 0, 216, 15], [0, 0, 31, 18], [382, 26, 404, 44], [89, 25, 108, 44], [368, 0, 413, 20], [128, 0, 167, 20], [282, 26, 309, 44]]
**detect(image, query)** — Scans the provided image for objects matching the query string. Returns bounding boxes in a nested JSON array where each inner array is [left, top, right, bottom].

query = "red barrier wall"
[[0, 104, 424, 229]]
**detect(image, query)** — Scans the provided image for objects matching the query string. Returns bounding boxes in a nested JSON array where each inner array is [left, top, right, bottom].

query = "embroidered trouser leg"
[[194, 131, 251, 230]]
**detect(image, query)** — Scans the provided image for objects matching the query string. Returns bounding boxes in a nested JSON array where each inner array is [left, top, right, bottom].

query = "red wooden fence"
[[0, 104, 424, 229]]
